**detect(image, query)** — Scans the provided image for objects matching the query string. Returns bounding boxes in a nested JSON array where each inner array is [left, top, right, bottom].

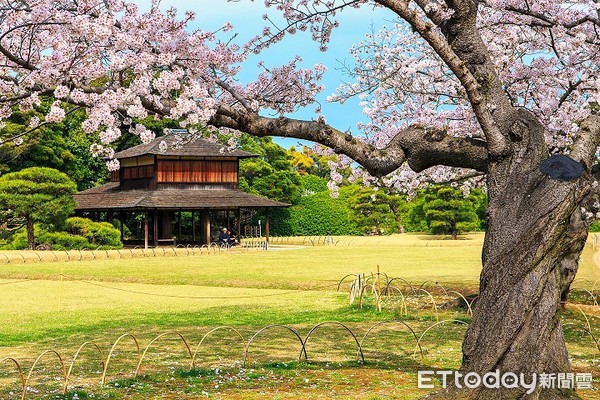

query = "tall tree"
[[0, 100, 109, 190], [239, 135, 302, 203], [344, 185, 404, 235], [0, 167, 77, 249], [0, 1, 599, 398], [423, 186, 481, 239]]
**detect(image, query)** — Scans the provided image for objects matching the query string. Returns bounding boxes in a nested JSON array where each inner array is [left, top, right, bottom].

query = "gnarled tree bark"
[[455, 111, 599, 400]]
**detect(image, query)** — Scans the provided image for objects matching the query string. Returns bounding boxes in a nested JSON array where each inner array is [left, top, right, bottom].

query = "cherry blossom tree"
[[0, 0, 599, 398]]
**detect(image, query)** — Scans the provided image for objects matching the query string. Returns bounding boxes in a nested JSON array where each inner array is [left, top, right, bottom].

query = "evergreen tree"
[[0, 167, 77, 249], [343, 185, 403, 235], [423, 186, 480, 239], [238, 135, 302, 204]]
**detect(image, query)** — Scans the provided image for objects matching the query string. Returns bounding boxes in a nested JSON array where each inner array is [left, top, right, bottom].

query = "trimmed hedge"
[[65, 217, 122, 248], [270, 192, 360, 236]]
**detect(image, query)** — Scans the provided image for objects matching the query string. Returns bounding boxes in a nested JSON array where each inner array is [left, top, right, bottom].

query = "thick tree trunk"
[[428, 111, 594, 400], [459, 177, 590, 400], [26, 217, 35, 250]]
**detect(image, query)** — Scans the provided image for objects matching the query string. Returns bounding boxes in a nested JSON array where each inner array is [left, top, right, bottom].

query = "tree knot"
[[509, 119, 528, 142]]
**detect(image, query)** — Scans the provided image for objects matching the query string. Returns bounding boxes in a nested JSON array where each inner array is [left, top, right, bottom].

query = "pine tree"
[[423, 187, 480, 239]]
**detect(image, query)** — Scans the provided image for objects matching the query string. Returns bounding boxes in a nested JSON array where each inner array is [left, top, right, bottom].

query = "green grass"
[[0, 234, 487, 290], [0, 233, 599, 399]]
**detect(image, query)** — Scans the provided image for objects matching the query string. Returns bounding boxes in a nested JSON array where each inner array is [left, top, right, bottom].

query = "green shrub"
[[88, 223, 122, 247], [1, 225, 91, 250], [65, 217, 122, 248], [2, 229, 29, 250], [37, 231, 90, 250], [65, 217, 90, 235], [1, 218, 123, 250]]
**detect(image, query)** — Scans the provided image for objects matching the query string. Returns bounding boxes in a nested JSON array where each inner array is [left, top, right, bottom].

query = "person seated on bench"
[[227, 230, 236, 246], [218, 228, 230, 246]]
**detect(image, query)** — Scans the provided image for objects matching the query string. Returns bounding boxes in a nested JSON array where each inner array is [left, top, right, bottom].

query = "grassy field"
[[0, 233, 599, 399]]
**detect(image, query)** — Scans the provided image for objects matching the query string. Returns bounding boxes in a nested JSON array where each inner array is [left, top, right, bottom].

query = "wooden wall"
[[122, 165, 155, 180], [156, 160, 237, 183]]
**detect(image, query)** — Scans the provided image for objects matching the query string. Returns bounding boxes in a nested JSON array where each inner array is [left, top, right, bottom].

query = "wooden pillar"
[[236, 208, 241, 243], [153, 210, 159, 247], [203, 210, 211, 245], [119, 212, 125, 242], [265, 207, 270, 248], [192, 211, 196, 242], [144, 213, 149, 249], [227, 211, 232, 231]]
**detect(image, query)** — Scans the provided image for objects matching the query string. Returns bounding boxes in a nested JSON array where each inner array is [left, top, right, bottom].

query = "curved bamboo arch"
[[191, 326, 245, 369], [573, 305, 595, 334], [63, 342, 105, 394], [413, 320, 469, 360], [384, 277, 415, 294], [336, 274, 358, 292], [0, 357, 25, 395], [419, 281, 448, 297], [243, 324, 306, 367], [592, 279, 600, 294], [406, 288, 439, 320], [301, 322, 364, 363], [22, 350, 67, 400], [363, 272, 389, 288], [134, 331, 193, 377], [562, 323, 600, 352], [448, 290, 474, 316], [358, 320, 423, 361], [581, 289, 599, 307], [101, 333, 141, 385]]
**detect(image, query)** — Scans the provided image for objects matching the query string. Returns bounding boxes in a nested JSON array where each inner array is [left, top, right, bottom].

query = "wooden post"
[[227, 210, 231, 231], [144, 213, 149, 249], [192, 211, 196, 242], [236, 208, 241, 243], [119, 212, 125, 242], [203, 210, 211, 245], [153, 210, 159, 247], [265, 207, 270, 249]]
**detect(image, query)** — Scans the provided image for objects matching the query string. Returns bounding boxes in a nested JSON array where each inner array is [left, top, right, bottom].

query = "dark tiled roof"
[[114, 134, 257, 159], [74, 183, 289, 210]]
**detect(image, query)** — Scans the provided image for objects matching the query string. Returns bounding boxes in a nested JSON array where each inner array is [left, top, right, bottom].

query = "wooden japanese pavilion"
[[73, 133, 289, 248]]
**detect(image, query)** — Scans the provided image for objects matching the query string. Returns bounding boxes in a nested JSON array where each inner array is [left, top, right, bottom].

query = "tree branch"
[[571, 114, 600, 169], [374, 0, 512, 158], [209, 105, 488, 176]]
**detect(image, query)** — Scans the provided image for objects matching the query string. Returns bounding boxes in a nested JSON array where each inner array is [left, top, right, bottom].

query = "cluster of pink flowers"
[[0, 0, 598, 193]]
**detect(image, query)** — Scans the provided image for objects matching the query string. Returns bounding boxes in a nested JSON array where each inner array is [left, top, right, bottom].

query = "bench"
[[157, 238, 177, 246]]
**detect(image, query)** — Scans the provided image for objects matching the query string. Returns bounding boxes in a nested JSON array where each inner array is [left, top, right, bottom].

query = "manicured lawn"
[[0, 233, 598, 399]]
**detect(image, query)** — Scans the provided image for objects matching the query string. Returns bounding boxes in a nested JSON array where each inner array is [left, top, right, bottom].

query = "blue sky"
[[136, 1, 394, 148]]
